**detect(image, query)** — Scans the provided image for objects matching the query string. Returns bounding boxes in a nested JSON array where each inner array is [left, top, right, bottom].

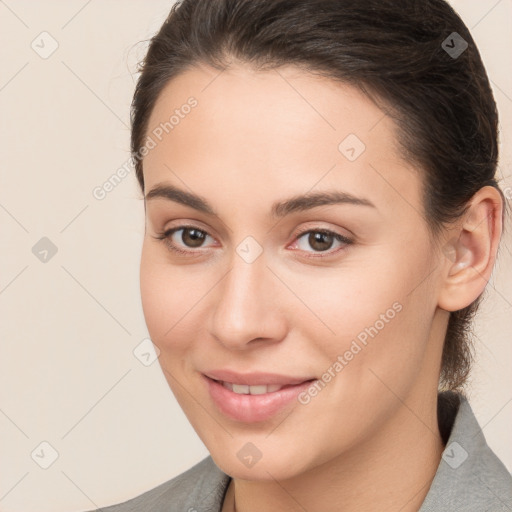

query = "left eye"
[[293, 229, 352, 255]]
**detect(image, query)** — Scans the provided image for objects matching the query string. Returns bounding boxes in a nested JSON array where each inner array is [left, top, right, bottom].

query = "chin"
[[207, 440, 315, 482]]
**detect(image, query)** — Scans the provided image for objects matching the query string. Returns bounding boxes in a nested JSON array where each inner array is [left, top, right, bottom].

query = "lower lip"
[[203, 375, 315, 423]]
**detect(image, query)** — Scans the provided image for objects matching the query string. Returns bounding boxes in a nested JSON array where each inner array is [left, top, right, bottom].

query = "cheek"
[[139, 245, 197, 402], [140, 248, 164, 340], [139, 241, 215, 353], [290, 263, 406, 343], [140, 243, 183, 346], [298, 244, 436, 374]]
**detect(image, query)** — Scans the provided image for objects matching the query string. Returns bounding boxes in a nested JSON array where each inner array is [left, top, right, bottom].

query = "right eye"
[[154, 225, 216, 255]]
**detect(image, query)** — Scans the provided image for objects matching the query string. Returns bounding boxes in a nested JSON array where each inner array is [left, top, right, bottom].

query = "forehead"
[[143, 63, 423, 220], [146, 62, 391, 155]]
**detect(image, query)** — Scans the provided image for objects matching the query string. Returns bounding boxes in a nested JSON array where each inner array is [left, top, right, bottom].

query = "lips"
[[202, 370, 317, 422], [203, 369, 314, 387]]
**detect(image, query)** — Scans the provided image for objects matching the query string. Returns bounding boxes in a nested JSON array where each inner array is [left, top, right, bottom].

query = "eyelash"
[[153, 224, 353, 259]]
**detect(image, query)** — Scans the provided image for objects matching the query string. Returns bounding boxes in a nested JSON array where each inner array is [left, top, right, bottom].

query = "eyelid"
[[291, 224, 353, 243]]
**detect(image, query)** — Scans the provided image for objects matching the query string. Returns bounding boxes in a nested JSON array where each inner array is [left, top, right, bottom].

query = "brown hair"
[[130, 0, 506, 390]]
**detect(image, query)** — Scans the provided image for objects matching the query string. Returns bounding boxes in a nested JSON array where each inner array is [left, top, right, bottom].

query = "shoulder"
[[420, 393, 512, 511], [82, 456, 231, 512]]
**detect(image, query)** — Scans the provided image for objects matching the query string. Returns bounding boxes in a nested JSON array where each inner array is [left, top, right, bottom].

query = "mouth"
[[202, 373, 317, 423]]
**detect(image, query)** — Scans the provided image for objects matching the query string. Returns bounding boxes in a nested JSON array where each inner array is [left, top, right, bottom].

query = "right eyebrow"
[[145, 183, 217, 216]]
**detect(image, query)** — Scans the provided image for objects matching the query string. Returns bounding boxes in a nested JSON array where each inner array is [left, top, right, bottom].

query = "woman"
[[87, 0, 511, 510]]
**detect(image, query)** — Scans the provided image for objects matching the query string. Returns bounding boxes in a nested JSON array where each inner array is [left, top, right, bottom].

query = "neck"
[[224, 392, 445, 512]]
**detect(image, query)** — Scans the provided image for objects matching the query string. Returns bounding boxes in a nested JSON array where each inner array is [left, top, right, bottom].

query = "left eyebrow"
[[144, 183, 376, 218], [271, 190, 377, 218]]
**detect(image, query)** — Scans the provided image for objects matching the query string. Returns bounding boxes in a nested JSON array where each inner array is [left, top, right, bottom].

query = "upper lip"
[[203, 369, 315, 386]]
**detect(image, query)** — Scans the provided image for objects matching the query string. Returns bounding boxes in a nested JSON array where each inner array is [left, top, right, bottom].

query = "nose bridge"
[[209, 245, 285, 348]]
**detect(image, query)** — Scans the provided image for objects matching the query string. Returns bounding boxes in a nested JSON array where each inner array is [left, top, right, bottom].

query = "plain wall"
[[0, 1, 511, 510]]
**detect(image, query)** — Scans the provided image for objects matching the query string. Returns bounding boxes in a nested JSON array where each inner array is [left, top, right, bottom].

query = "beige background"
[[0, 1, 511, 511]]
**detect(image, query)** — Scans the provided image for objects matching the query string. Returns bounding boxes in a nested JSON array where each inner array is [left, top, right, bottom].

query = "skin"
[[139, 62, 502, 512]]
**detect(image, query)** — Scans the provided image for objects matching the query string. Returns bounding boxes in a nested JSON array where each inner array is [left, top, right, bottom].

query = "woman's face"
[[140, 63, 446, 480]]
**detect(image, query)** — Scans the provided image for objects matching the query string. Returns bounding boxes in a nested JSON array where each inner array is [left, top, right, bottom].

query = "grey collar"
[[419, 392, 512, 511]]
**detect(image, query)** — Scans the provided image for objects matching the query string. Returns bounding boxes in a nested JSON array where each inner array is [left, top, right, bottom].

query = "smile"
[[203, 373, 317, 422]]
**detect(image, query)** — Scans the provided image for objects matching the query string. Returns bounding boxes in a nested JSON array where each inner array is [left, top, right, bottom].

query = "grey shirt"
[[85, 393, 512, 511]]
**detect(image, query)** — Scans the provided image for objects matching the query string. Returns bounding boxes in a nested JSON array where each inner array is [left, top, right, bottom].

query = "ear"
[[438, 186, 503, 312]]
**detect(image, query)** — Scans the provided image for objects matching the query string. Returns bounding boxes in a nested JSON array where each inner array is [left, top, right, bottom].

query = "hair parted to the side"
[[131, 0, 506, 391]]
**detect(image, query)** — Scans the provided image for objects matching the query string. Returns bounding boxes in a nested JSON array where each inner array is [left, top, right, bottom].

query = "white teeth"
[[231, 383, 250, 394], [248, 385, 268, 395], [221, 382, 284, 394]]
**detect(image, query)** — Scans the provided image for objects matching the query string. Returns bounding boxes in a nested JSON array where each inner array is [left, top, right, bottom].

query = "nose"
[[208, 249, 288, 350]]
